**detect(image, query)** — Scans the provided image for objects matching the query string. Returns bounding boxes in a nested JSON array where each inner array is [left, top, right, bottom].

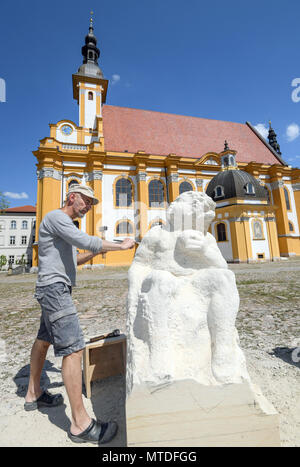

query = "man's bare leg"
[[25, 338, 51, 403], [61, 350, 91, 435]]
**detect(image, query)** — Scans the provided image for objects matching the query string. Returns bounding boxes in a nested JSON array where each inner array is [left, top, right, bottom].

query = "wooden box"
[[83, 334, 126, 398]]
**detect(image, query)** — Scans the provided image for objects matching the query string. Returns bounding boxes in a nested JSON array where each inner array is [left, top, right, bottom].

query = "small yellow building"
[[32, 19, 300, 267]]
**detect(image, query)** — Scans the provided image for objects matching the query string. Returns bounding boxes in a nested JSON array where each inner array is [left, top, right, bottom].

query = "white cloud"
[[254, 123, 268, 139], [4, 192, 29, 199], [111, 74, 121, 85], [286, 123, 300, 142]]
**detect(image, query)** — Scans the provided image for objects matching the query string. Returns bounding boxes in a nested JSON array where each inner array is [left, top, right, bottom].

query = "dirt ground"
[[0, 259, 299, 447]]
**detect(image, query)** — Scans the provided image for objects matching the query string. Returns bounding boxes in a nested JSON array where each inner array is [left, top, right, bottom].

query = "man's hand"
[[101, 238, 136, 252], [120, 238, 136, 250]]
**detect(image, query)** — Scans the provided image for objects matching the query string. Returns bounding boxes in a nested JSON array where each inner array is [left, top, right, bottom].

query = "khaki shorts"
[[35, 282, 85, 357]]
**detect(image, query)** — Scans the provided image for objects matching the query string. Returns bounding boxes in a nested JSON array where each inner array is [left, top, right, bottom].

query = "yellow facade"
[[33, 131, 300, 267], [32, 27, 300, 268]]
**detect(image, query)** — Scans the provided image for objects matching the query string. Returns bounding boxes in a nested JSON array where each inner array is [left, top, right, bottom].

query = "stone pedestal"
[[126, 380, 280, 447]]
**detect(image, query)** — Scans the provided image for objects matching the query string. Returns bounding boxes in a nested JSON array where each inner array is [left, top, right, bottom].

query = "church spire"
[[72, 13, 109, 121], [268, 121, 282, 155], [81, 11, 100, 67]]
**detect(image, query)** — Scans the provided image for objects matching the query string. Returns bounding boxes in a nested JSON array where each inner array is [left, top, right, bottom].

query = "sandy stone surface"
[[0, 260, 299, 447]]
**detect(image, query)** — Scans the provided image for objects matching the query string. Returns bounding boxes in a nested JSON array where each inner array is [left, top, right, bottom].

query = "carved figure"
[[126, 191, 249, 394]]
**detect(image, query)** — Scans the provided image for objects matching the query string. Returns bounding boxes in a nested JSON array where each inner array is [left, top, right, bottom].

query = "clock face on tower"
[[61, 124, 73, 135]]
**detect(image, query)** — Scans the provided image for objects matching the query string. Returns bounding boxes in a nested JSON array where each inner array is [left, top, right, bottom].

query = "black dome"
[[206, 170, 269, 202], [85, 32, 97, 46]]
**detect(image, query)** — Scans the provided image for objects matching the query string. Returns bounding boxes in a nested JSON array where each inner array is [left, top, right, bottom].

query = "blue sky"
[[1, 0, 300, 207]]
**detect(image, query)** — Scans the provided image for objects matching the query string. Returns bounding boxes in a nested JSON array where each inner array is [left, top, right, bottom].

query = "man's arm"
[[77, 238, 135, 265]]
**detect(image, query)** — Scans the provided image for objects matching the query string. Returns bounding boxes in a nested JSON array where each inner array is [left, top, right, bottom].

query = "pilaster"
[[269, 168, 290, 255], [165, 154, 180, 202], [134, 156, 148, 240]]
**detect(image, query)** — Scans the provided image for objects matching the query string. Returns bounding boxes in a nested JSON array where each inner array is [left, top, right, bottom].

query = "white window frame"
[[214, 185, 224, 198]]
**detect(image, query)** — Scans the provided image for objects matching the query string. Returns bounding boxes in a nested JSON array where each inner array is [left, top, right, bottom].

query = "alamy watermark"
[[291, 78, 300, 103], [0, 78, 6, 102]]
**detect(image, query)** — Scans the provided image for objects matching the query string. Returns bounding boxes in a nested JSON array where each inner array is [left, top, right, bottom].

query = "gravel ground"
[[0, 259, 299, 447]]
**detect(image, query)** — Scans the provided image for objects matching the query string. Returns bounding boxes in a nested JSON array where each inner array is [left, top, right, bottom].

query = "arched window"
[[116, 178, 133, 207], [22, 220, 28, 229], [88, 91, 93, 101], [10, 220, 16, 230], [284, 187, 291, 211], [245, 183, 255, 194], [116, 220, 133, 235], [179, 181, 193, 194], [68, 180, 80, 189], [148, 180, 164, 207], [216, 223, 227, 242], [289, 221, 294, 232], [214, 185, 224, 198]]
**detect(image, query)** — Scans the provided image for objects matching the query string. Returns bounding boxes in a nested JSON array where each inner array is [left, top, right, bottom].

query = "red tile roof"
[[4, 205, 36, 213], [102, 105, 284, 165]]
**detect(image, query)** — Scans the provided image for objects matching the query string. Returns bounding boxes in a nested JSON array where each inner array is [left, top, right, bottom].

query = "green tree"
[[0, 191, 10, 213], [0, 255, 7, 269]]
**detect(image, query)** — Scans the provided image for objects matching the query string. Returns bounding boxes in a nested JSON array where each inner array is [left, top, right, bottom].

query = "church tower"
[[72, 14, 108, 138], [268, 121, 281, 156], [32, 15, 109, 268]]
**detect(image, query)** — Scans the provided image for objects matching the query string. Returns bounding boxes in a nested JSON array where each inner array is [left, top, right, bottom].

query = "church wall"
[[84, 84, 97, 130], [56, 122, 78, 144], [211, 219, 233, 262], [293, 187, 300, 241], [284, 183, 300, 236], [264, 182, 274, 204], [146, 174, 167, 229], [286, 237, 300, 255], [202, 176, 213, 193], [102, 172, 135, 241], [249, 217, 270, 260]]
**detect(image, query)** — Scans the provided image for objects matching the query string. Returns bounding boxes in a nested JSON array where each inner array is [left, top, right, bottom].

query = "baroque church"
[[32, 18, 300, 267]]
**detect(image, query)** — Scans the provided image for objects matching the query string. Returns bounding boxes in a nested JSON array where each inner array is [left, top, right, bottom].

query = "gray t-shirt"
[[36, 209, 103, 287]]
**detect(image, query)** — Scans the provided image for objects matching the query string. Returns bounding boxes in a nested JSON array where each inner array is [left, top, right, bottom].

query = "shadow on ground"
[[13, 360, 70, 435], [13, 360, 64, 397], [90, 374, 127, 447], [271, 347, 300, 369], [12, 363, 126, 446]]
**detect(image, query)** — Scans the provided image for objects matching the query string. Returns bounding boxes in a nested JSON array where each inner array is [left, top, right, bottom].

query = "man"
[[25, 184, 135, 444]]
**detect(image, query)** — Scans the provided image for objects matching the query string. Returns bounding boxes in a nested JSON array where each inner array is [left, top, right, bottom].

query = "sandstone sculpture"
[[126, 191, 249, 394], [126, 191, 280, 447]]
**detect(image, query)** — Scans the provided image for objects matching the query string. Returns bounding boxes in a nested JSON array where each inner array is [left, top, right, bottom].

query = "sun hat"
[[67, 184, 99, 205]]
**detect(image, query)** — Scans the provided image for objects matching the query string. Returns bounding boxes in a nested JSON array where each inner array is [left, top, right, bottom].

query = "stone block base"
[[126, 380, 280, 447]]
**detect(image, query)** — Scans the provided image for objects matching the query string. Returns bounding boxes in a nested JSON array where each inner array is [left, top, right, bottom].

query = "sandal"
[[24, 390, 64, 411], [68, 419, 118, 444]]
